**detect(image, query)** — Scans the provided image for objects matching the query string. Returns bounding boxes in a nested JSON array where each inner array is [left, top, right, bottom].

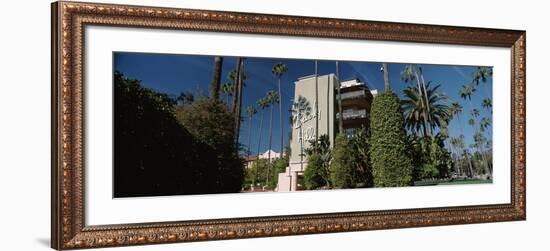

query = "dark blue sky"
[[114, 52, 492, 155]]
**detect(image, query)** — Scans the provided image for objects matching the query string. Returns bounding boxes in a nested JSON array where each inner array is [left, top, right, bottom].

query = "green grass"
[[414, 179, 492, 186]]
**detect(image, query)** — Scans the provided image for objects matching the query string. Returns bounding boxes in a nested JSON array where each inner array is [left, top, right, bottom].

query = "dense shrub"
[[114, 71, 244, 197], [175, 98, 244, 193], [330, 134, 358, 188], [303, 135, 332, 189], [244, 159, 269, 188], [350, 127, 373, 188], [369, 92, 413, 187], [304, 153, 326, 189]]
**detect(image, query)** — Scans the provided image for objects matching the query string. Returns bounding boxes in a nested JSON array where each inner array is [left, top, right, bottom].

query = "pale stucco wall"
[[288, 74, 336, 172]]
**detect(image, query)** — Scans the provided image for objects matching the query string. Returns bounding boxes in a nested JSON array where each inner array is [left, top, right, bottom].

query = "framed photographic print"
[[51, 1, 526, 249]]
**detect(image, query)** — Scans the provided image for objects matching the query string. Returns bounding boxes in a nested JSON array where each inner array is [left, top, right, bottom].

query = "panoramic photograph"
[[113, 52, 493, 198]]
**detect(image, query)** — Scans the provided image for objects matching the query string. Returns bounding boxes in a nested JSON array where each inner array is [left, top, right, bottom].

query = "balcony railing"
[[338, 90, 367, 100], [337, 109, 368, 120]]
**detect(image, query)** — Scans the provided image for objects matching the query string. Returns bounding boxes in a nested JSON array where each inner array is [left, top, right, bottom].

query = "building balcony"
[[337, 109, 368, 120]]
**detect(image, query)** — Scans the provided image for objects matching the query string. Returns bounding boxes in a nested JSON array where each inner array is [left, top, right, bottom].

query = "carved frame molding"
[[51, 1, 526, 249]]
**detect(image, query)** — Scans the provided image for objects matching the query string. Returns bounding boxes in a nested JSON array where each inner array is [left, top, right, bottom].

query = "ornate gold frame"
[[51, 1, 526, 249]]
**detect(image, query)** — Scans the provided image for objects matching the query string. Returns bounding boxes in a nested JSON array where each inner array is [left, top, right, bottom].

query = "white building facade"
[[277, 75, 375, 192]]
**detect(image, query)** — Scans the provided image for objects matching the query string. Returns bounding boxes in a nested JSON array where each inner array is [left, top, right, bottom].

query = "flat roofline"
[[296, 73, 335, 81]]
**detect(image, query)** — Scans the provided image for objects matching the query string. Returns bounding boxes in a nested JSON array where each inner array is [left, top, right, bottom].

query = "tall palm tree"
[[457, 134, 474, 177], [482, 98, 492, 113], [233, 58, 246, 151], [245, 106, 257, 157], [291, 95, 312, 171], [472, 66, 492, 98], [449, 137, 462, 176], [221, 82, 234, 105], [382, 63, 391, 92], [459, 84, 477, 116], [469, 109, 491, 179], [314, 61, 319, 140], [209, 56, 224, 100], [254, 97, 269, 188], [450, 102, 474, 178], [266, 90, 280, 186], [480, 117, 491, 132], [401, 64, 431, 136], [401, 82, 450, 137], [336, 61, 344, 133], [272, 63, 288, 157]]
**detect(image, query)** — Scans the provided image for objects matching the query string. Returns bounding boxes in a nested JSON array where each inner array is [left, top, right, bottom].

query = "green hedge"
[[330, 134, 358, 188], [369, 92, 413, 187]]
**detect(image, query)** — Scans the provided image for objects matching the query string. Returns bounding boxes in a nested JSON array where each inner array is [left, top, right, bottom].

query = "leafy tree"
[[304, 153, 325, 189], [245, 159, 269, 188], [369, 92, 413, 187], [175, 97, 244, 193], [330, 134, 358, 188], [304, 134, 331, 189], [114, 71, 239, 197], [349, 127, 373, 187]]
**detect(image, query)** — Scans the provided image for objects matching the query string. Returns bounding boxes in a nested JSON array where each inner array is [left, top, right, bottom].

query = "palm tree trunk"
[[382, 63, 391, 92], [315, 61, 319, 140], [457, 115, 474, 178], [234, 58, 245, 152], [413, 69, 431, 137], [267, 105, 274, 187], [247, 116, 253, 157], [467, 99, 490, 178], [278, 77, 284, 158], [336, 61, 343, 133], [254, 110, 265, 189], [419, 72, 433, 136], [209, 56, 223, 100]]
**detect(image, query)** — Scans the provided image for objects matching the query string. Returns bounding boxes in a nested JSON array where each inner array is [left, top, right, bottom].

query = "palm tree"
[[221, 82, 234, 104], [482, 98, 492, 113], [382, 63, 391, 92], [449, 137, 462, 176], [314, 61, 319, 140], [272, 63, 288, 156], [266, 90, 280, 186], [254, 97, 269, 189], [450, 102, 474, 178], [291, 95, 312, 172], [469, 109, 491, 179], [245, 106, 257, 157], [472, 66, 492, 98], [232, 58, 246, 151], [480, 117, 491, 132], [209, 56, 224, 100], [459, 84, 477, 115], [457, 134, 474, 177], [335, 61, 344, 133], [401, 64, 431, 136], [402, 82, 450, 137]]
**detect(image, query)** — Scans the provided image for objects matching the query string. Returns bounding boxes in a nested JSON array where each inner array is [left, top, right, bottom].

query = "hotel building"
[[277, 74, 377, 192]]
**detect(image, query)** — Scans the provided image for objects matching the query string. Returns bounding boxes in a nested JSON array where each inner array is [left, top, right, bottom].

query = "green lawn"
[[414, 179, 492, 186]]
